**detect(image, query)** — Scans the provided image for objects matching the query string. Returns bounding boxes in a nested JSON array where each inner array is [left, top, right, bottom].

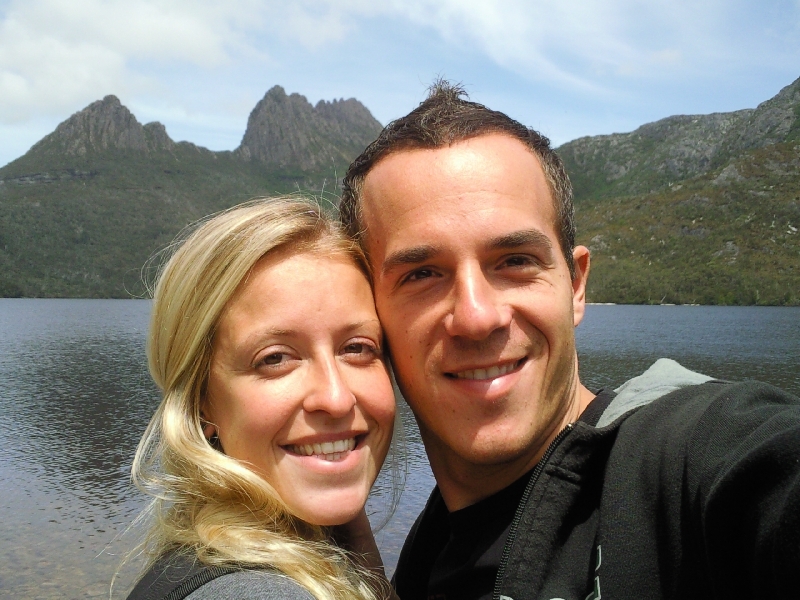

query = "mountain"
[[559, 77, 800, 200], [237, 85, 382, 171], [561, 77, 800, 305], [0, 88, 382, 298], [27, 95, 176, 157], [1, 80, 798, 303]]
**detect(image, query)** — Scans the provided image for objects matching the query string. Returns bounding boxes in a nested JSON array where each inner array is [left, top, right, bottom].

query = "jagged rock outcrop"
[[26, 95, 176, 157], [725, 76, 800, 153], [235, 86, 382, 170], [558, 76, 800, 199], [143, 121, 177, 153]]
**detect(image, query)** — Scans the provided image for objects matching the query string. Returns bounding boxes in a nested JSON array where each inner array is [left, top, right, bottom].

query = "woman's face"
[[203, 250, 395, 526]]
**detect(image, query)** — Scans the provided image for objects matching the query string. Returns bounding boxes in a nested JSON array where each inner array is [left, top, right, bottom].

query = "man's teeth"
[[287, 438, 356, 461], [454, 362, 517, 380]]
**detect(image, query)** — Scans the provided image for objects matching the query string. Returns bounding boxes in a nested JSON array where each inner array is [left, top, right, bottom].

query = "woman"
[[125, 198, 397, 600]]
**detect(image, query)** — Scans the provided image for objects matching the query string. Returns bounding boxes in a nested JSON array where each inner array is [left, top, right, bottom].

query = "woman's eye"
[[261, 352, 287, 366], [344, 343, 367, 354], [342, 341, 379, 359]]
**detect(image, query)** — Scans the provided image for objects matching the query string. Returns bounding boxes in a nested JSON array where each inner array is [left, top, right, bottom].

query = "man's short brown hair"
[[340, 80, 577, 277]]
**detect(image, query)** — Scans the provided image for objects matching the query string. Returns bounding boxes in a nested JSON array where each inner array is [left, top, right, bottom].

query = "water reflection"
[[1, 300, 798, 598], [6, 333, 155, 498], [1, 300, 155, 598], [577, 305, 800, 395], [368, 399, 434, 574]]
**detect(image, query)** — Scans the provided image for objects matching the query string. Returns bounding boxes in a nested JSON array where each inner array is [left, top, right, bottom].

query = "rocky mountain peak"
[[143, 121, 176, 153], [727, 76, 800, 152], [235, 86, 382, 170], [27, 95, 175, 158]]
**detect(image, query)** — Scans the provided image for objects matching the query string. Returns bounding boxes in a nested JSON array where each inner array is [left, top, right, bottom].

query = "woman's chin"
[[288, 488, 370, 527], [272, 449, 379, 526]]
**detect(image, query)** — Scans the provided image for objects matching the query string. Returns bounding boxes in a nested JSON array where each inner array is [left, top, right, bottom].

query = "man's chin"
[[438, 433, 543, 469]]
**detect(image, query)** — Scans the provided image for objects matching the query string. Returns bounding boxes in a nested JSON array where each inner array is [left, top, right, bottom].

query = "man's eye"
[[502, 255, 534, 268], [405, 268, 435, 282]]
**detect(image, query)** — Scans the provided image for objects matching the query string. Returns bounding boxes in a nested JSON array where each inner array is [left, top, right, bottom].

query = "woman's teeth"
[[287, 437, 356, 461]]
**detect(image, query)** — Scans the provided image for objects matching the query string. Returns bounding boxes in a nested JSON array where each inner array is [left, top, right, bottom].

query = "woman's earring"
[[201, 418, 221, 451]]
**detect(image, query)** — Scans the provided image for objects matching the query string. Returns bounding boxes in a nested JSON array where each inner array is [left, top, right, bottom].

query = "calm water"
[[1, 299, 798, 598]]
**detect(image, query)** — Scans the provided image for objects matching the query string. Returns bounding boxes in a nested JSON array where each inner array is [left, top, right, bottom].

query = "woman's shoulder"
[[184, 569, 315, 600], [126, 551, 314, 600]]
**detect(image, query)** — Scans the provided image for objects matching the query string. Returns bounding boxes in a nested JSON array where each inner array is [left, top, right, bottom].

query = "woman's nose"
[[302, 357, 357, 417]]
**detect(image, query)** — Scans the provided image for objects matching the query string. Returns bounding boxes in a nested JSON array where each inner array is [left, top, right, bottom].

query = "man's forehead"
[[363, 132, 546, 189], [359, 134, 555, 253]]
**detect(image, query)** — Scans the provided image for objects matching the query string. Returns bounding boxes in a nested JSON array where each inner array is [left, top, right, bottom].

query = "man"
[[340, 82, 800, 600]]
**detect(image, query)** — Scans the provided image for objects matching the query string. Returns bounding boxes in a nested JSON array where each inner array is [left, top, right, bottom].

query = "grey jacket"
[[184, 570, 313, 600], [125, 550, 314, 600]]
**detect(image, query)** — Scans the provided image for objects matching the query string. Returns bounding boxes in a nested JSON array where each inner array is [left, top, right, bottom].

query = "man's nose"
[[302, 357, 357, 417], [444, 263, 510, 339]]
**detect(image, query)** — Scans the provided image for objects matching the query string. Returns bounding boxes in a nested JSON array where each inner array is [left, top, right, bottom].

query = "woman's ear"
[[199, 402, 217, 441]]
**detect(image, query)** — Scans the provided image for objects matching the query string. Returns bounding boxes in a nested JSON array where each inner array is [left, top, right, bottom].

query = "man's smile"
[[446, 358, 527, 380]]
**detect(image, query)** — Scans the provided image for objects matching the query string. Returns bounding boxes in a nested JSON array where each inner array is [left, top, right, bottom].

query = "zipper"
[[492, 422, 575, 600]]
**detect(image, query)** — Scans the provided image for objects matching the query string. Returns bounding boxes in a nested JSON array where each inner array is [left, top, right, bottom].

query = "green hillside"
[[575, 141, 800, 305], [0, 151, 313, 297], [562, 77, 800, 305]]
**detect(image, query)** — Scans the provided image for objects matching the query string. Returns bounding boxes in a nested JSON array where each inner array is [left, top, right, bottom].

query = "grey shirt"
[[184, 570, 315, 600]]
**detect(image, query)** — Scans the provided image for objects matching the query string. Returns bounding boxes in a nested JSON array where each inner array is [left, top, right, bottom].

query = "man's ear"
[[571, 245, 591, 327]]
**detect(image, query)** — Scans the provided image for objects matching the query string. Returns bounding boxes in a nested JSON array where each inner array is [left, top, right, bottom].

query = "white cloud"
[[233, 0, 757, 97], [371, 0, 740, 91], [0, 0, 260, 122], [2, 0, 797, 123]]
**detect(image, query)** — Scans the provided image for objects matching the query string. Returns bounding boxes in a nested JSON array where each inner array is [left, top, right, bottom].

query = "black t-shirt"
[[393, 390, 615, 600], [426, 469, 533, 600]]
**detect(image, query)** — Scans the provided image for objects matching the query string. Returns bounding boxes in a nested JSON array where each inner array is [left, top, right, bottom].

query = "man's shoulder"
[[596, 358, 715, 427], [597, 358, 799, 427], [603, 366, 800, 489], [621, 372, 799, 429]]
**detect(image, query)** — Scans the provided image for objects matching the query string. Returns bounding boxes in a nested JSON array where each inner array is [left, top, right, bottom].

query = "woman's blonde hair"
[[131, 197, 389, 600]]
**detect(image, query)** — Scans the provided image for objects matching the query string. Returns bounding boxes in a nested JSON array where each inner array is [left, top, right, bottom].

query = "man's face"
[[360, 133, 589, 496]]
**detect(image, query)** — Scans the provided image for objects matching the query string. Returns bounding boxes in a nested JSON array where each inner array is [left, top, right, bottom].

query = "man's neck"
[[428, 382, 596, 512]]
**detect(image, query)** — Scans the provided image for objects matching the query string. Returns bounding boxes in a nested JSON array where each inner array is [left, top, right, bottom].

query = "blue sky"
[[1, 0, 799, 168]]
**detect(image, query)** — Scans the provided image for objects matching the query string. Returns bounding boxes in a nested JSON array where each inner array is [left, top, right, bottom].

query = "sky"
[[1, 0, 799, 168]]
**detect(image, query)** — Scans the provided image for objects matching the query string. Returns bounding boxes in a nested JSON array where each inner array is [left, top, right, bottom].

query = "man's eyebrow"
[[382, 245, 439, 275], [488, 229, 554, 251]]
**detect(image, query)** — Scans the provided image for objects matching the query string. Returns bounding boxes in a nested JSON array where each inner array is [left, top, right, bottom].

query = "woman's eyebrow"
[[341, 319, 383, 334], [239, 328, 295, 348]]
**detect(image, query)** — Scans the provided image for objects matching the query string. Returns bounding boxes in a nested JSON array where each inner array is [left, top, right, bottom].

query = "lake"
[[1, 299, 798, 598]]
